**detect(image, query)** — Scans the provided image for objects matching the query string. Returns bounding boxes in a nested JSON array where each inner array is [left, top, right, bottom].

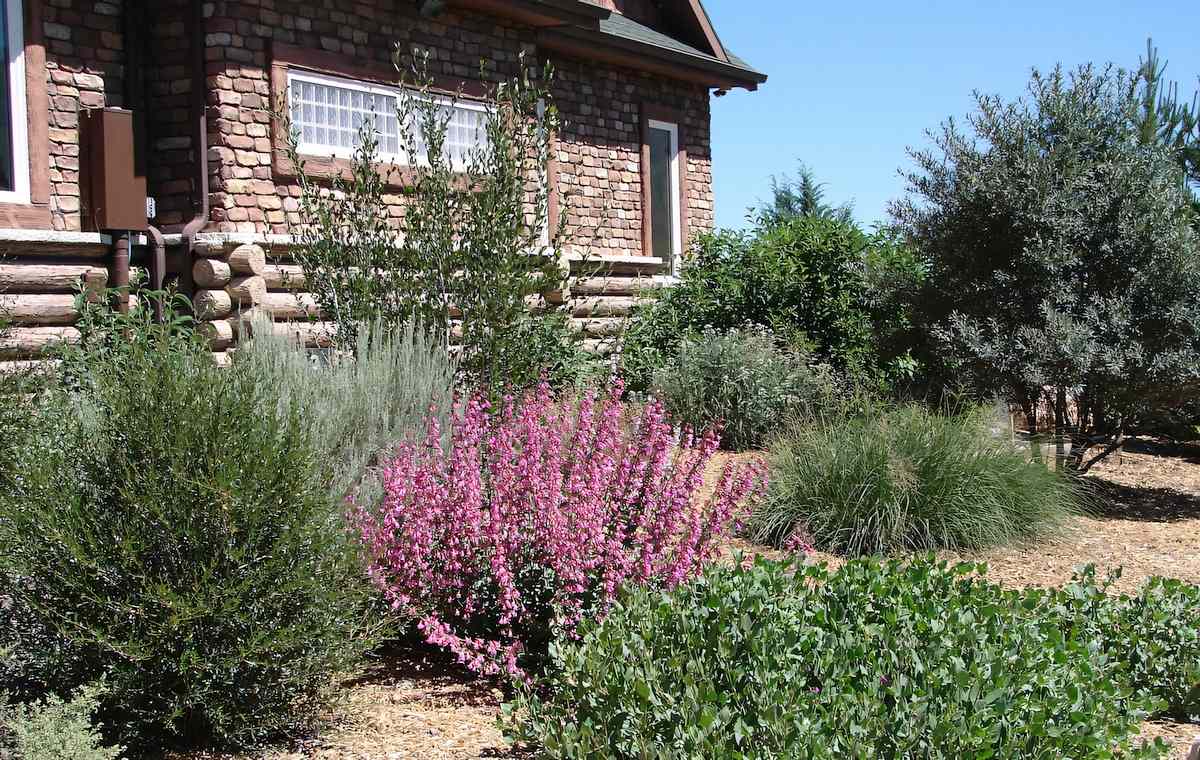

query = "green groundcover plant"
[[0, 297, 381, 751], [506, 557, 1171, 759], [1059, 567, 1200, 720], [1, 683, 123, 760], [751, 403, 1082, 555]]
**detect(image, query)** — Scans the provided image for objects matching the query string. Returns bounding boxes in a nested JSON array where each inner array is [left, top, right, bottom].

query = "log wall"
[[1, 234, 667, 369], [190, 236, 667, 360], [0, 236, 113, 371]]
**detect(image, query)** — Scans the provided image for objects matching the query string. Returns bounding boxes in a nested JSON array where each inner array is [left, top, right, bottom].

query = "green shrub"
[[620, 219, 923, 393], [507, 557, 1164, 759], [233, 314, 457, 505], [0, 302, 380, 750], [1, 683, 123, 760], [1114, 576, 1200, 718], [651, 327, 834, 450], [1056, 569, 1200, 720], [751, 404, 1081, 555], [0, 572, 88, 706]]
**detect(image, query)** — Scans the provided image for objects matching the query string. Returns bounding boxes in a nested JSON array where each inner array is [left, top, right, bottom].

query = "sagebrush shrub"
[[0, 303, 380, 750], [233, 314, 457, 505], [652, 327, 834, 450], [353, 380, 767, 677], [507, 557, 1166, 759], [1, 683, 122, 760], [751, 403, 1081, 555]]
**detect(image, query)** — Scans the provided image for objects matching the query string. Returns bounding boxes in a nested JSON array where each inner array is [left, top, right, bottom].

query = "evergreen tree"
[[758, 163, 854, 226], [1135, 40, 1200, 215], [893, 64, 1200, 472]]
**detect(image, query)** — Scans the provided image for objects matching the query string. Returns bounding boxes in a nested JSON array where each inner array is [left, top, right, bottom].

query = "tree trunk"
[[1054, 386, 1068, 471]]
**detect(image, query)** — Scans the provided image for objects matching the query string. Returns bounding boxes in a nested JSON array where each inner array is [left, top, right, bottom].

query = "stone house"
[[0, 0, 765, 364]]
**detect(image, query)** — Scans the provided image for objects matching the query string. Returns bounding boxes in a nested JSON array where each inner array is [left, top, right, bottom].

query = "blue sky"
[[706, 0, 1200, 230]]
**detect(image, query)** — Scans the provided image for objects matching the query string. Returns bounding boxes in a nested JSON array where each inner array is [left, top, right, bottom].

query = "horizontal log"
[[193, 258, 232, 288], [0, 358, 61, 376], [266, 320, 336, 349], [570, 317, 625, 337], [228, 244, 266, 276], [226, 275, 267, 305], [194, 289, 233, 320], [198, 319, 234, 350], [263, 264, 305, 290], [569, 276, 673, 298], [581, 338, 618, 356], [569, 296, 645, 318], [0, 262, 108, 293], [0, 232, 110, 258], [0, 326, 80, 359], [0, 294, 79, 325], [212, 350, 235, 368], [260, 292, 319, 320]]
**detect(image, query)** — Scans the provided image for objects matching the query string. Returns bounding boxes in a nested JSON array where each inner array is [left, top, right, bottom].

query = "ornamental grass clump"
[[353, 381, 767, 678], [752, 403, 1082, 556]]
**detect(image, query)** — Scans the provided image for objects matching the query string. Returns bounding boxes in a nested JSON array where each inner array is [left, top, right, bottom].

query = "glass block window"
[[287, 70, 488, 169]]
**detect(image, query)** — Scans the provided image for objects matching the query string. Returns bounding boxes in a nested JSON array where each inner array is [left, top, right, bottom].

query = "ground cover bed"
[[173, 439, 1200, 760]]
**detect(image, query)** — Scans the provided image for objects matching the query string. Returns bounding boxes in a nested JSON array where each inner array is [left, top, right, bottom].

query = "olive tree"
[[892, 64, 1200, 471]]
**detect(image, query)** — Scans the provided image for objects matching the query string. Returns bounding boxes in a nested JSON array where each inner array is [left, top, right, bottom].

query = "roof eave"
[[446, 0, 608, 28], [538, 24, 766, 91]]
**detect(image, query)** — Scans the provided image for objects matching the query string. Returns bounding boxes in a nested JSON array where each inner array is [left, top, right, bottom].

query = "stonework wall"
[[43, 0, 127, 231], [550, 55, 713, 255], [198, 1, 715, 257], [202, 0, 534, 236]]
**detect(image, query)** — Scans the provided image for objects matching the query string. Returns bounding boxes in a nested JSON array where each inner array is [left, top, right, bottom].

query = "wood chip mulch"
[[176, 440, 1200, 759]]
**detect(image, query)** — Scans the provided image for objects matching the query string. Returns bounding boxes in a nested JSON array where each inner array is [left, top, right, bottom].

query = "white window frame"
[[286, 68, 488, 172], [0, 0, 29, 205], [647, 118, 682, 275]]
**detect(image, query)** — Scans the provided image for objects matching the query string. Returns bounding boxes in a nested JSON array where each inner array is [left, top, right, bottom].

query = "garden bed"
[[177, 438, 1200, 760]]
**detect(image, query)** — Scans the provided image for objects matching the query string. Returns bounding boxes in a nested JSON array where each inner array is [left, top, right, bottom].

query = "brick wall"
[[43, 0, 126, 231], [202, 0, 534, 236], [550, 55, 713, 254], [145, 0, 194, 231], [198, 0, 715, 256]]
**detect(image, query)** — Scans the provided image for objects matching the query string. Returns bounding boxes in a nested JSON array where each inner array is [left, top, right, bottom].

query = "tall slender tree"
[[1135, 40, 1200, 215], [757, 163, 854, 226]]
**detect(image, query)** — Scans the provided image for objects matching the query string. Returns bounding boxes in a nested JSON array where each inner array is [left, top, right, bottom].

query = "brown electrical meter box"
[[82, 107, 148, 231]]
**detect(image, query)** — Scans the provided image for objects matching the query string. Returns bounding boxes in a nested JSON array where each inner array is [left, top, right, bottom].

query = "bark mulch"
[[181, 439, 1200, 759]]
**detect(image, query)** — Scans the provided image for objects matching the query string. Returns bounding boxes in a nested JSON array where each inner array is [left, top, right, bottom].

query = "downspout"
[[123, 0, 166, 319], [180, 0, 210, 261]]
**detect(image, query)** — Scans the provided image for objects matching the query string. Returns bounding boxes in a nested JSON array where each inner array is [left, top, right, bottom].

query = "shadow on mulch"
[[1120, 437, 1200, 464], [1083, 477, 1200, 522], [346, 636, 504, 703]]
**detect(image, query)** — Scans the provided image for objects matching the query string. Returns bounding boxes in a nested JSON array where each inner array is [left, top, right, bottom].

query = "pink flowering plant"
[[352, 380, 767, 677]]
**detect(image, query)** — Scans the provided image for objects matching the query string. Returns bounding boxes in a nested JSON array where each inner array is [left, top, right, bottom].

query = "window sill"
[[0, 202, 51, 229], [273, 149, 475, 192]]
